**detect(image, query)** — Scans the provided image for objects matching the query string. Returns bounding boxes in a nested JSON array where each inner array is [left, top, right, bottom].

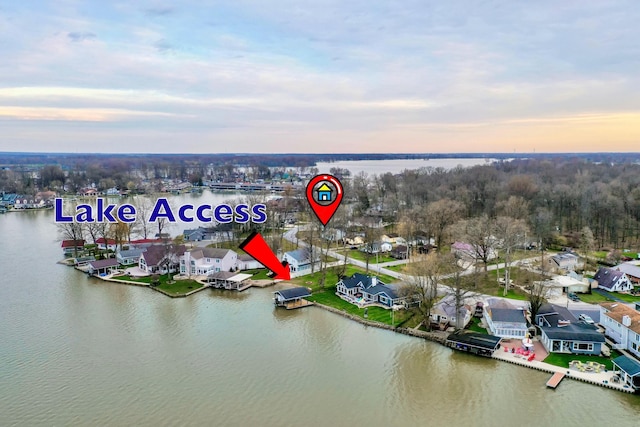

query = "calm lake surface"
[[1, 207, 640, 426], [315, 158, 500, 176]]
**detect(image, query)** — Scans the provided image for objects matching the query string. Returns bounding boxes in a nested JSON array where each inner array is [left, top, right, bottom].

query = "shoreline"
[[61, 261, 636, 395], [309, 300, 636, 394]]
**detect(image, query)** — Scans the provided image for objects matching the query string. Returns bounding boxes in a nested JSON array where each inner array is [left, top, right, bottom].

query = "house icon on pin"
[[317, 183, 332, 201]]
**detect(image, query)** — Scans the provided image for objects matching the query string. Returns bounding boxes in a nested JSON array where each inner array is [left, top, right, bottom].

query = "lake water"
[[315, 158, 500, 176], [1, 208, 640, 426]]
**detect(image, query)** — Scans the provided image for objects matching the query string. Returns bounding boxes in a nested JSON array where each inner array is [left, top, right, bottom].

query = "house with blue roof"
[[336, 273, 410, 309], [536, 303, 604, 355], [282, 248, 319, 274], [593, 267, 633, 292]]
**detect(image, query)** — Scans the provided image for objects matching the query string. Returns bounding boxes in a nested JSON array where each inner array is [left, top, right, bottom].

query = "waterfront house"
[[547, 252, 582, 271], [336, 273, 411, 309], [87, 258, 119, 276], [96, 238, 118, 251], [116, 248, 144, 266], [139, 244, 184, 274], [600, 302, 640, 358], [180, 248, 238, 276], [613, 262, 640, 284], [274, 287, 312, 308], [237, 253, 263, 270], [430, 295, 472, 330], [483, 298, 528, 339], [593, 267, 633, 292], [282, 248, 318, 274], [536, 304, 604, 355], [612, 355, 640, 391], [61, 239, 85, 256]]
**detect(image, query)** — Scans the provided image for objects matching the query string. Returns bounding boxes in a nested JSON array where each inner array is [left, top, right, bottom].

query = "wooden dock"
[[546, 372, 565, 389], [284, 299, 313, 310]]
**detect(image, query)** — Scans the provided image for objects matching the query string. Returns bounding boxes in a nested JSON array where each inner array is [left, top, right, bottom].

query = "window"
[[574, 343, 594, 351]]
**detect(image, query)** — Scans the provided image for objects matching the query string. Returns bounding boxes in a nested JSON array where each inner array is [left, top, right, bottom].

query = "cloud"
[[1, 1, 639, 152], [67, 31, 97, 42], [144, 7, 173, 17]]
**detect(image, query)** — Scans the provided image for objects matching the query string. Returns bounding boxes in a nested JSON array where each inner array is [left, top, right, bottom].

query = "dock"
[[546, 372, 565, 389], [284, 299, 313, 310]]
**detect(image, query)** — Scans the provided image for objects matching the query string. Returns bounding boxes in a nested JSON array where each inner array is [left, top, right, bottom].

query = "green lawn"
[[345, 249, 395, 264], [442, 268, 532, 301], [591, 251, 608, 259], [288, 265, 397, 291], [613, 293, 640, 303], [306, 287, 412, 327], [576, 293, 613, 304], [155, 279, 204, 295], [244, 268, 273, 280], [384, 264, 407, 273], [466, 317, 488, 334], [543, 351, 623, 371], [110, 274, 203, 296]]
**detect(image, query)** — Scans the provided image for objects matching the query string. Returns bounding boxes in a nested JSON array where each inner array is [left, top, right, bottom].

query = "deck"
[[283, 299, 313, 310], [546, 372, 565, 389]]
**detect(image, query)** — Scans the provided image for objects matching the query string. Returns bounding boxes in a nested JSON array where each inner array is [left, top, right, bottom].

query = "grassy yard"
[[543, 350, 623, 371], [613, 293, 640, 303], [343, 249, 396, 264], [576, 292, 613, 304], [384, 264, 407, 273], [243, 268, 273, 280], [466, 317, 488, 334], [442, 268, 533, 301], [111, 274, 203, 295], [288, 265, 398, 291], [306, 287, 413, 327], [155, 279, 204, 295]]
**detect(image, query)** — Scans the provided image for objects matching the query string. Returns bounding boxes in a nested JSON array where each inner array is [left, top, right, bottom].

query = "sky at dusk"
[[1, 1, 639, 153]]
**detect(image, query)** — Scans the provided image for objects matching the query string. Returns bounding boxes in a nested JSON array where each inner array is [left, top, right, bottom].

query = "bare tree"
[[426, 198, 464, 250], [495, 216, 529, 296], [58, 222, 84, 258], [451, 215, 496, 272], [526, 281, 549, 331], [443, 254, 478, 331], [402, 253, 446, 330], [134, 197, 154, 239]]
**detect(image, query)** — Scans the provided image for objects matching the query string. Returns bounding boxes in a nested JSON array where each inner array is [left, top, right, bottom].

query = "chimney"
[[371, 276, 377, 287], [623, 315, 632, 327]]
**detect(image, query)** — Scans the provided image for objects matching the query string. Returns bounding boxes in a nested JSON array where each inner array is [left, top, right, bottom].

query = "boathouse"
[[612, 355, 640, 392], [446, 331, 502, 357], [206, 271, 252, 291], [274, 287, 312, 309], [87, 258, 119, 276]]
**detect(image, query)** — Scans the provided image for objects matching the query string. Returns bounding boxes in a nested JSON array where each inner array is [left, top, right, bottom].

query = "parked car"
[[578, 314, 595, 324], [568, 292, 580, 302]]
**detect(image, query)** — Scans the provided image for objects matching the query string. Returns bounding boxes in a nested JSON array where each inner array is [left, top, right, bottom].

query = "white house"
[[593, 267, 633, 293], [96, 238, 118, 251], [139, 244, 184, 274], [180, 248, 238, 276], [600, 302, 640, 358], [547, 252, 582, 271], [116, 248, 144, 265], [483, 298, 528, 339], [430, 295, 472, 329], [282, 248, 319, 274], [360, 241, 392, 254]]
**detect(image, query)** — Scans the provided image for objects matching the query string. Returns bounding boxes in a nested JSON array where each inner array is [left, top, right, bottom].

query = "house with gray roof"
[[547, 252, 582, 271], [536, 303, 604, 355], [88, 258, 119, 276], [116, 248, 144, 265], [180, 247, 238, 276], [483, 298, 528, 339], [431, 295, 472, 329], [593, 267, 633, 292], [613, 262, 640, 284]]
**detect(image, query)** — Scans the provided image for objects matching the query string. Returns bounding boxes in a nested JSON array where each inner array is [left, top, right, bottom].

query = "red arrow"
[[239, 231, 291, 280]]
